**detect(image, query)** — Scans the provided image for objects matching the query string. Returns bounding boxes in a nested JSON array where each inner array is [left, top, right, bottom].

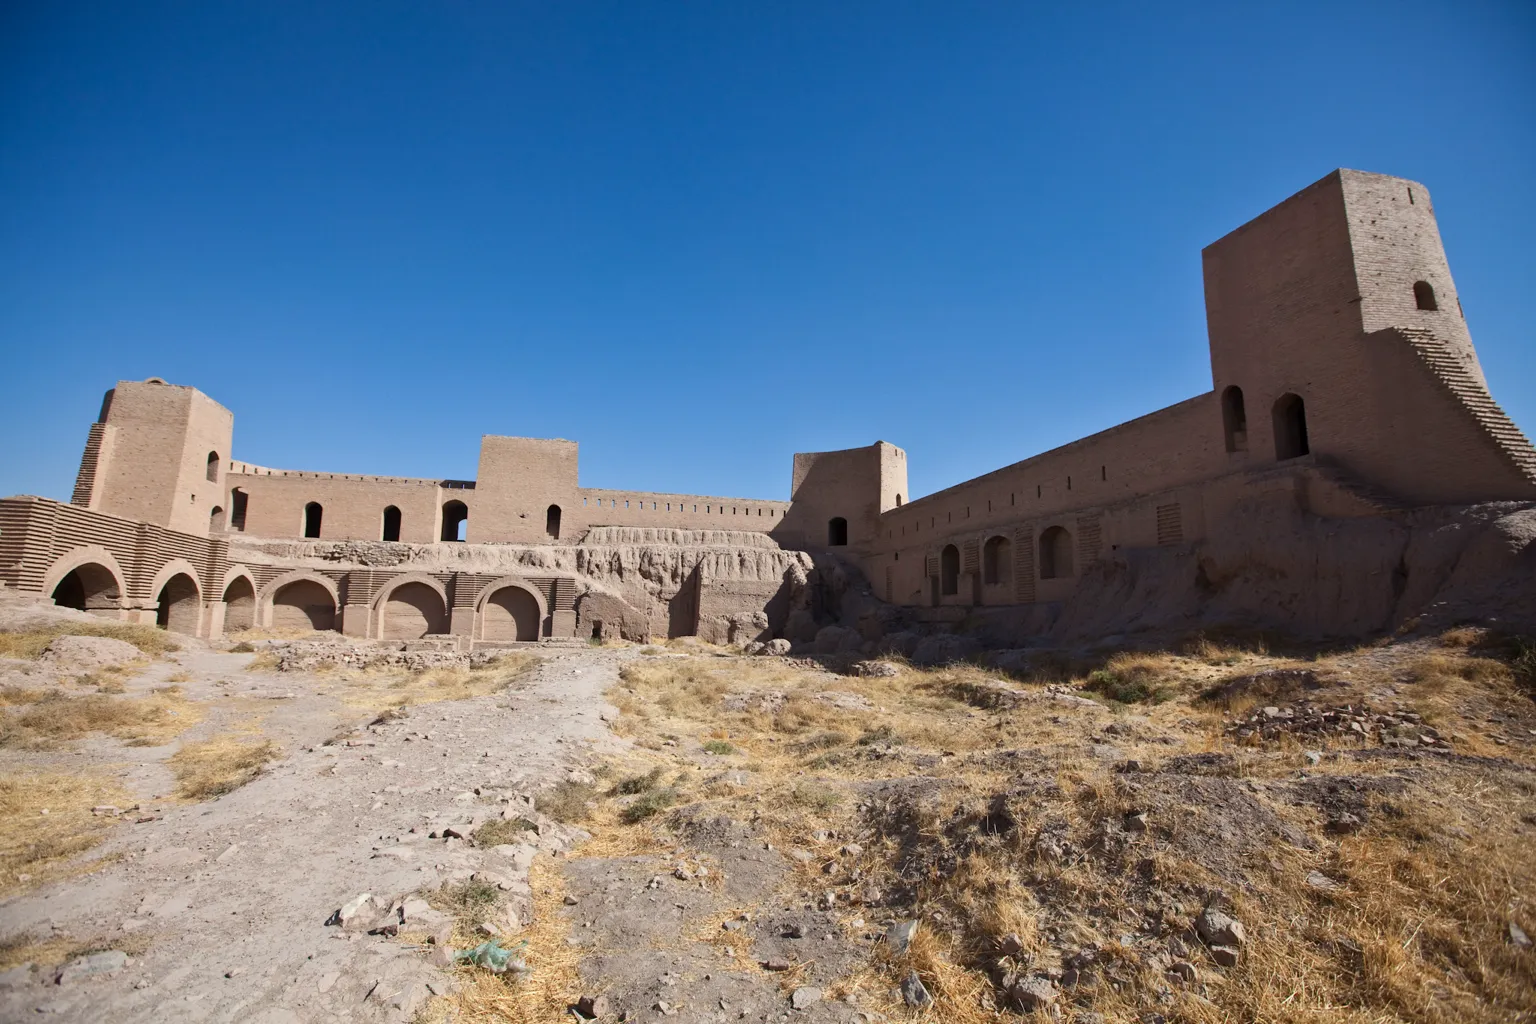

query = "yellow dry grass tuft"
[[168, 732, 280, 799], [415, 856, 586, 1024], [0, 685, 202, 749], [0, 772, 136, 898], [336, 654, 541, 713], [0, 621, 179, 660]]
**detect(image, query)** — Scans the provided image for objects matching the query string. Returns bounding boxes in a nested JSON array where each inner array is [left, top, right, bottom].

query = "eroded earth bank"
[[1, 589, 1534, 1024]]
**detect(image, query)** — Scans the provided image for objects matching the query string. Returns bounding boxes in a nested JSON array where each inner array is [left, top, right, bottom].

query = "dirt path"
[[0, 646, 631, 1023]]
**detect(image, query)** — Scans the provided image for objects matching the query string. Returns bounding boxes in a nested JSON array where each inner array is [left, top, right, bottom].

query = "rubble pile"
[[1229, 700, 1451, 751]]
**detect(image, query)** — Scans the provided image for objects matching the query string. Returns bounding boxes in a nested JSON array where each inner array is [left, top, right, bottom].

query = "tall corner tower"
[[72, 378, 236, 535], [1202, 169, 1536, 505]]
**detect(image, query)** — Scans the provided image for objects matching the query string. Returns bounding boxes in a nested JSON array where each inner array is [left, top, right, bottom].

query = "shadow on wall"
[[669, 565, 700, 638]]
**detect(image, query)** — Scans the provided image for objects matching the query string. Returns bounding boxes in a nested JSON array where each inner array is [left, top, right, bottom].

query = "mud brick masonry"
[[3, 170, 1533, 643]]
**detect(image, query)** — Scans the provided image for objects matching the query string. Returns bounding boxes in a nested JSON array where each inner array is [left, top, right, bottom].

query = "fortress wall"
[[574, 489, 789, 535], [226, 471, 454, 543], [875, 393, 1223, 557]]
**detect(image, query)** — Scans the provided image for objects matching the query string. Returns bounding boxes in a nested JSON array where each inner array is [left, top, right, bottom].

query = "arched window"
[[382, 505, 402, 542], [1273, 393, 1310, 461], [1413, 281, 1438, 311], [894, 494, 903, 507], [940, 544, 960, 595], [1039, 526, 1073, 579], [440, 500, 468, 542], [210, 505, 225, 532], [303, 502, 323, 538], [206, 451, 220, 482], [828, 517, 848, 547], [1221, 386, 1248, 453], [546, 504, 562, 540], [983, 535, 1012, 586], [230, 488, 248, 532]]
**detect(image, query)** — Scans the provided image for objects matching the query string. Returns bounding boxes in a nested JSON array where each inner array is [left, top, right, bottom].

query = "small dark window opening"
[[895, 494, 903, 506], [1273, 393, 1310, 461], [206, 451, 220, 482], [1221, 385, 1249, 452], [382, 505, 402, 542], [828, 517, 848, 547], [940, 544, 960, 595], [441, 500, 468, 542], [1413, 281, 1438, 311], [230, 489, 248, 531], [546, 504, 562, 540], [591, 620, 604, 640], [303, 502, 323, 538]]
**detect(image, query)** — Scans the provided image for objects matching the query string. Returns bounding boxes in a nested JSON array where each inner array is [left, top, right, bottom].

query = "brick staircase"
[[1400, 327, 1536, 484], [70, 423, 108, 506]]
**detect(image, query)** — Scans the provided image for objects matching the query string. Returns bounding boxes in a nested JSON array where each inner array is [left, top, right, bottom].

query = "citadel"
[[5, 169, 1535, 649]]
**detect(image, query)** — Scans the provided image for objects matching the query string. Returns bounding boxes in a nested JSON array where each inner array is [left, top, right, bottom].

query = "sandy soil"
[[0, 642, 629, 1023]]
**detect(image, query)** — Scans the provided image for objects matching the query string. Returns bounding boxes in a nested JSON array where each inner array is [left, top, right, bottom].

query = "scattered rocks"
[[1510, 921, 1532, 949], [574, 993, 612, 1019], [847, 659, 901, 678], [1209, 945, 1240, 968], [886, 919, 918, 954], [327, 892, 375, 928], [790, 985, 822, 1009], [1195, 906, 1246, 948], [1006, 973, 1058, 1012], [55, 950, 128, 984], [900, 969, 933, 1008], [1230, 700, 1451, 751]]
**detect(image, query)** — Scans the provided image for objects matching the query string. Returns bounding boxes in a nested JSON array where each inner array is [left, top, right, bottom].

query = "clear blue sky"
[[2, 2, 1532, 503]]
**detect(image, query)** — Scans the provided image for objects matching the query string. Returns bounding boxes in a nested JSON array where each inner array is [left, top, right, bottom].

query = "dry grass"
[[168, 732, 280, 799], [336, 654, 540, 713], [0, 772, 135, 898], [0, 621, 179, 660], [0, 685, 202, 749], [0, 929, 154, 972], [567, 639, 1536, 1023], [415, 857, 584, 1024]]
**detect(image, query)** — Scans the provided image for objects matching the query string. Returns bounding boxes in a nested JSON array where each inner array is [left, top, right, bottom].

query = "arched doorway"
[[156, 573, 201, 635], [51, 562, 121, 614], [828, 517, 848, 547], [983, 535, 1012, 587], [546, 504, 561, 540], [1273, 393, 1310, 461], [441, 500, 468, 542], [382, 506, 402, 542], [940, 544, 960, 596], [272, 579, 336, 631], [1221, 385, 1248, 452], [1039, 526, 1073, 579], [381, 582, 449, 639], [210, 506, 226, 531], [223, 577, 256, 632], [482, 586, 541, 641]]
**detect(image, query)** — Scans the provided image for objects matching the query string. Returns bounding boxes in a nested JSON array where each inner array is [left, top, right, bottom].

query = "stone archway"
[[222, 576, 256, 632], [379, 580, 449, 639], [156, 573, 202, 635], [272, 579, 337, 631]]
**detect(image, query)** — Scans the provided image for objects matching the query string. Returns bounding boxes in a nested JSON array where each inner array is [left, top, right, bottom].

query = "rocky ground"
[[1, 598, 1534, 1024]]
